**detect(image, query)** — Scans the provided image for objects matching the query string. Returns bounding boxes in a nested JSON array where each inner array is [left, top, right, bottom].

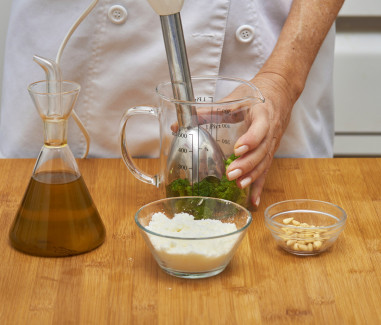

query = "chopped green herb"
[[166, 154, 247, 219]]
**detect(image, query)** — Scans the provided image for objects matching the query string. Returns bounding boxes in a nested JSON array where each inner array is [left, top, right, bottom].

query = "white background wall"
[[334, 0, 381, 156], [0, 0, 12, 103], [338, 0, 381, 16]]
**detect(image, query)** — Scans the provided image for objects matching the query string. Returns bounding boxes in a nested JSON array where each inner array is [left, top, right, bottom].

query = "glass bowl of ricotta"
[[135, 196, 252, 279]]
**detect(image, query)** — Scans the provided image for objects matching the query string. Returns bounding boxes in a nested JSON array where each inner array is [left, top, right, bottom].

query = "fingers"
[[250, 173, 267, 208], [170, 122, 179, 133], [228, 146, 271, 189], [233, 105, 269, 154], [226, 108, 270, 184]]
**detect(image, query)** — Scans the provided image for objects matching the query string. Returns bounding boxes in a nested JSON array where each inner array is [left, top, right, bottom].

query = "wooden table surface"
[[0, 158, 380, 324]]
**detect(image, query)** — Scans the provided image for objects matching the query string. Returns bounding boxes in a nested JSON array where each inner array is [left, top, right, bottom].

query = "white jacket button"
[[108, 5, 128, 24], [235, 25, 254, 43]]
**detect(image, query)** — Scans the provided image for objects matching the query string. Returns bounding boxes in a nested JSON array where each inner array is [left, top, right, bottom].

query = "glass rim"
[[28, 80, 81, 95], [135, 196, 252, 240], [264, 199, 347, 229], [155, 75, 264, 106]]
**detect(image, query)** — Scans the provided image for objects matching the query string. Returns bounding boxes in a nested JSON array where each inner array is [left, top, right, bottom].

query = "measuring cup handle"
[[119, 106, 160, 187]]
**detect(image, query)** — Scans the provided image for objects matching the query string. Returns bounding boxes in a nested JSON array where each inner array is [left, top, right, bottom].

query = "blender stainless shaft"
[[159, 12, 225, 186], [160, 13, 197, 128]]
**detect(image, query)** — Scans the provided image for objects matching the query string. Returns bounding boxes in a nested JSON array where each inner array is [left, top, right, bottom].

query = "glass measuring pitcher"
[[120, 76, 264, 207], [9, 80, 106, 257]]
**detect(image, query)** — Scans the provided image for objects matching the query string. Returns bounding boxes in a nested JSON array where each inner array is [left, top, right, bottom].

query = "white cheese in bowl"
[[145, 212, 241, 272]]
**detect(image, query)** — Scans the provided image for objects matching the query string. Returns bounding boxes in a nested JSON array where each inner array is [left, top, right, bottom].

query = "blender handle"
[[119, 106, 160, 187]]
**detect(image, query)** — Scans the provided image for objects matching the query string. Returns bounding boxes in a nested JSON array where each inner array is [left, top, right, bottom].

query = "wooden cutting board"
[[0, 158, 380, 324]]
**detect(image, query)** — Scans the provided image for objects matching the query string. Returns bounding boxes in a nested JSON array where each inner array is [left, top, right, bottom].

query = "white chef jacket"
[[0, 0, 335, 158]]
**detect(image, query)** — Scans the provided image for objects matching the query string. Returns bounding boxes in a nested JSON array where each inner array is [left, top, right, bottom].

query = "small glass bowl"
[[264, 199, 347, 256], [135, 196, 252, 279]]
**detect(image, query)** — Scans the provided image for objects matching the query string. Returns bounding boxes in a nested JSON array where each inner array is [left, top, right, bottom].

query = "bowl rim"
[[264, 199, 347, 230], [135, 196, 252, 240]]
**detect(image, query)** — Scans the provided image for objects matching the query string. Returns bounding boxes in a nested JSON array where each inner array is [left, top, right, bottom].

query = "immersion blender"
[[146, 0, 225, 188]]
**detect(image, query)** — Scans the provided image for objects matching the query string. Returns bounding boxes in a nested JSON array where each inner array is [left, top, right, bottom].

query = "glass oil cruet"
[[9, 56, 106, 257]]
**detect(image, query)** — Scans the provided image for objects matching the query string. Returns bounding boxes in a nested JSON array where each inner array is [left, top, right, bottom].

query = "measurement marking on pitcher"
[[215, 108, 232, 145], [189, 132, 197, 195], [216, 107, 220, 144]]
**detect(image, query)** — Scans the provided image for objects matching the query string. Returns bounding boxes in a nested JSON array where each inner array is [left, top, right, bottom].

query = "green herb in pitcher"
[[166, 154, 247, 218]]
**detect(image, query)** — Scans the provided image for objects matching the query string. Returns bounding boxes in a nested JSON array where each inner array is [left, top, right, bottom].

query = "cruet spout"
[[32, 55, 66, 117]]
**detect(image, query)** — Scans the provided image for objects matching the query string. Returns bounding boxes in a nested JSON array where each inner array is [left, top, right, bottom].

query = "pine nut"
[[279, 217, 328, 253], [298, 244, 309, 251], [283, 217, 294, 224], [286, 239, 296, 247], [282, 228, 296, 235], [313, 241, 323, 249]]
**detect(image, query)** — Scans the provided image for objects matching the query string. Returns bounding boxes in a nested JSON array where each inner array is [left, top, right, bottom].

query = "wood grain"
[[0, 158, 380, 324]]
